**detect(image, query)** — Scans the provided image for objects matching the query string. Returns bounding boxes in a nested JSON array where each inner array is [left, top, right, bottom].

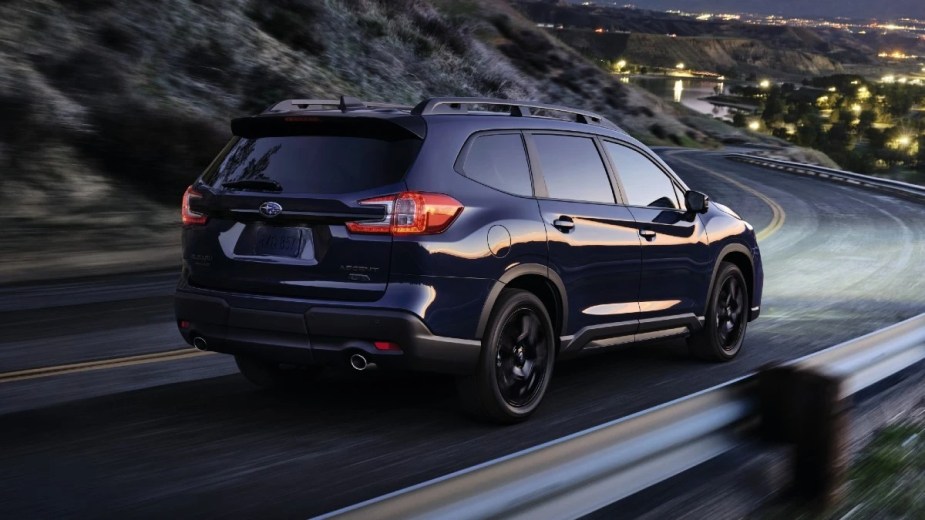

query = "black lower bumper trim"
[[175, 292, 481, 375]]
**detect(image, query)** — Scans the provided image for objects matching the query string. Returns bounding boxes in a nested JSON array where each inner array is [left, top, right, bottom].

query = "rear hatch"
[[183, 114, 424, 302]]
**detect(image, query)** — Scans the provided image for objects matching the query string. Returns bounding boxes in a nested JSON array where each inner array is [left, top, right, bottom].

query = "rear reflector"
[[373, 341, 401, 351], [181, 186, 208, 226], [178, 320, 191, 329], [347, 192, 463, 236]]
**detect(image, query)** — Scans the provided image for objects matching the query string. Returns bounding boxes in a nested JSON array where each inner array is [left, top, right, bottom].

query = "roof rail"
[[411, 97, 624, 132], [267, 96, 414, 113]]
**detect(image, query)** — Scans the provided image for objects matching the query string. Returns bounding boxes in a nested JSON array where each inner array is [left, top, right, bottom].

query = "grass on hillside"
[[759, 420, 925, 520]]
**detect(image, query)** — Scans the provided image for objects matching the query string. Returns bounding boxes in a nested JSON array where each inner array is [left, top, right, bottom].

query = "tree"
[[795, 116, 823, 148], [858, 109, 876, 132], [917, 136, 925, 170], [732, 112, 747, 128], [762, 87, 785, 124]]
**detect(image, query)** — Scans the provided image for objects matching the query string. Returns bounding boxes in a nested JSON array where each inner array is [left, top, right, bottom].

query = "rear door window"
[[203, 136, 421, 194], [531, 134, 615, 204], [461, 133, 533, 196]]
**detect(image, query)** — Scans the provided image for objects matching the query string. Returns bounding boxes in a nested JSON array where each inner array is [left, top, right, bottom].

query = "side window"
[[462, 134, 533, 196], [604, 142, 680, 209], [532, 135, 615, 204]]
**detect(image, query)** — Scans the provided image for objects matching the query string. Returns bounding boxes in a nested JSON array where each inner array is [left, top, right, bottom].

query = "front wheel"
[[456, 290, 556, 424], [689, 262, 748, 361]]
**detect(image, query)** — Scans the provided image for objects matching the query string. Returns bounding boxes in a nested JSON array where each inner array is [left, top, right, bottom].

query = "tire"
[[456, 289, 556, 423], [689, 262, 749, 361], [234, 355, 322, 389]]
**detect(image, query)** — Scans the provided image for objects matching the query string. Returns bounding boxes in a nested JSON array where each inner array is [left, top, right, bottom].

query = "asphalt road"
[[1, 149, 924, 519]]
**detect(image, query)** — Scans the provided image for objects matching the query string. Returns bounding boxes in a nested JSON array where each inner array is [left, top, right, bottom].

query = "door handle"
[[639, 229, 657, 240], [553, 216, 575, 233]]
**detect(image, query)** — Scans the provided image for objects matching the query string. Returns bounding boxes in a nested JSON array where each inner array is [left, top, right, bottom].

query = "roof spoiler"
[[266, 96, 414, 114], [231, 113, 426, 140]]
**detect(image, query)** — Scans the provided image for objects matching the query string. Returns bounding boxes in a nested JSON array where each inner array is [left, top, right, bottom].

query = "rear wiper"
[[221, 179, 283, 192]]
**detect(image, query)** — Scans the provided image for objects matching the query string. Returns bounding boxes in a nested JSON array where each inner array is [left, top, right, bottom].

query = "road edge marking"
[[0, 349, 212, 384]]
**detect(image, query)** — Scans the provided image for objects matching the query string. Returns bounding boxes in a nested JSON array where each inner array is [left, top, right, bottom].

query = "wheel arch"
[[705, 243, 754, 318], [476, 264, 567, 342]]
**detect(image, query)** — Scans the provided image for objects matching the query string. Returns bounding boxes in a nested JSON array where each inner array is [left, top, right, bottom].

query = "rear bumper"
[[175, 291, 482, 375]]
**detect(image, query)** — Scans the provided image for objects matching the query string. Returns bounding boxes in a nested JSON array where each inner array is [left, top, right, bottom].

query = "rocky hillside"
[[0, 0, 759, 279], [558, 30, 846, 78], [621, 34, 843, 78]]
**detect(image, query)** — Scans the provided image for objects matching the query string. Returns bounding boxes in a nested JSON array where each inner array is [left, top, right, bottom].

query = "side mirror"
[[685, 190, 710, 214]]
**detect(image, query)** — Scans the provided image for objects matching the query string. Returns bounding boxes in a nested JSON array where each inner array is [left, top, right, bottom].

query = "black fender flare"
[[475, 264, 568, 340], [703, 242, 755, 317]]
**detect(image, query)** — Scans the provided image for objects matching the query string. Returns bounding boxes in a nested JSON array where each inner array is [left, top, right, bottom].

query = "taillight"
[[344, 195, 395, 235], [181, 185, 208, 226], [346, 192, 463, 236]]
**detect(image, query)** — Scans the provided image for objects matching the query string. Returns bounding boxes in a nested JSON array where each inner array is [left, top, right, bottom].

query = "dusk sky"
[[624, 1, 925, 20]]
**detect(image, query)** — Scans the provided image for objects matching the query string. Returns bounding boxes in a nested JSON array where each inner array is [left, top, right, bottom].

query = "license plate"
[[254, 227, 304, 257]]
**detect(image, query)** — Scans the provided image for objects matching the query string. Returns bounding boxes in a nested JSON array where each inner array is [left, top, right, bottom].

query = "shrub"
[[247, 0, 325, 55], [79, 100, 228, 204], [96, 21, 139, 55], [35, 47, 127, 96], [184, 38, 234, 83], [239, 66, 301, 113], [649, 124, 668, 140], [0, 91, 36, 144]]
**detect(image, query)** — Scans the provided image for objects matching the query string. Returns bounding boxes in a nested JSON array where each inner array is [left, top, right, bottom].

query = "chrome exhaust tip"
[[350, 353, 369, 371], [192, 336, 209, 351]]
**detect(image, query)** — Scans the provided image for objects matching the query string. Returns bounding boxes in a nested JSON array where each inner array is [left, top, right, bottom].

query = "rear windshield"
[[202, 136, 421, 194]]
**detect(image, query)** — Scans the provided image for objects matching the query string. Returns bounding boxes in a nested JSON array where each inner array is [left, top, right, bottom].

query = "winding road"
[[1, 149, 924, 518]]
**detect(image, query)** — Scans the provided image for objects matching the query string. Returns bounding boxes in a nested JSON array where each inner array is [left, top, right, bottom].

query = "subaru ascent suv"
[[176, 96, 763, 423]]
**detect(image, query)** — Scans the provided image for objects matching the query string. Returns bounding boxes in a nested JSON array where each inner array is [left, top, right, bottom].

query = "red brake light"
[[346, 192, 463, 236], [373, 341, 401, 351], [182, 186, 208, 226]]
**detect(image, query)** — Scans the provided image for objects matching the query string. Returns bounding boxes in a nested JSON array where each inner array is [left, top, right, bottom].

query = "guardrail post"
[[758, 366, 849, 506]]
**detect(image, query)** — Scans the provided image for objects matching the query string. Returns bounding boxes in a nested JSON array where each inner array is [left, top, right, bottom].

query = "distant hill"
[[615, 0, 925, 20]]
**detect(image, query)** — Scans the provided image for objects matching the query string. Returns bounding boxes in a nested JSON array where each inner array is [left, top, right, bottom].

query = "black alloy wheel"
[[457, 289, 556, 423], [689, 262, 748, 361], [715, 273, 746, 351], [495, 308, 550, 407]]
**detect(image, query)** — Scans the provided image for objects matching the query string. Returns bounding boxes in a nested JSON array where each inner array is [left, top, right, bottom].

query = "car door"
[[525, 133, 642, 347], [601, 140, 711, 325]]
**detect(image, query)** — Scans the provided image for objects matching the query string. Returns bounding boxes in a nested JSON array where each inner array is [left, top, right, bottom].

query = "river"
[[627, 76, 738, 121]]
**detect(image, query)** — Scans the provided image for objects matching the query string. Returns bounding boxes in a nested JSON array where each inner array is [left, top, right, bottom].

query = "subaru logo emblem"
[[259, 201, 283, 218]]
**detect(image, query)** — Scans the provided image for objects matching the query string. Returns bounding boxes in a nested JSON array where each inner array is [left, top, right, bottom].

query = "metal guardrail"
[[319, 379, 757, 520], [726, 153, 925, 202], [793, 314, 925, 400], [318, 313, 925, 519]]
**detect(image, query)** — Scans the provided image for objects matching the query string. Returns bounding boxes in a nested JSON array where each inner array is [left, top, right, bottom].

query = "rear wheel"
[[234, 355, 322, 389], [456, 290, 555, 423], [689, 262, 748, 361]]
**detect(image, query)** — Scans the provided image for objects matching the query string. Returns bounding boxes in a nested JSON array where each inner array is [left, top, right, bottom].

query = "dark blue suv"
[[176, 97, 763, 422]]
